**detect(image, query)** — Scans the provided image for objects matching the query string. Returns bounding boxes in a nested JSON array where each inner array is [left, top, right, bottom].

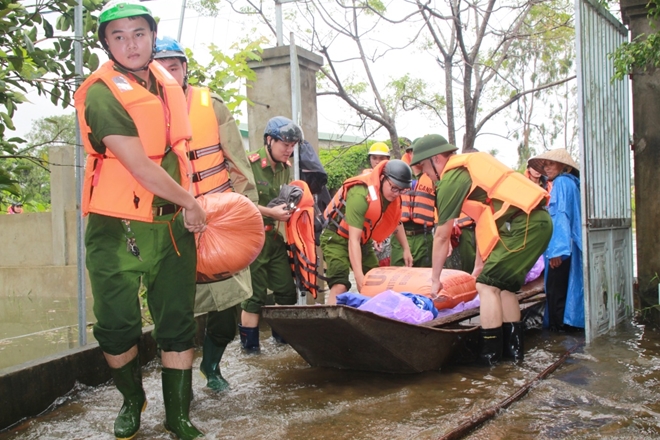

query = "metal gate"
[[575, 0, 633, 342]]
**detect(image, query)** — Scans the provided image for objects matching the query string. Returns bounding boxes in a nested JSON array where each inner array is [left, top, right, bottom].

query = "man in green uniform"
[[239, 116, 302, 352], [75, 1, 205, 438], [322, 160, 414, 303], [155, 37, 259, 392], [391, 141, 435, 267], [411, 134, 552, 366]]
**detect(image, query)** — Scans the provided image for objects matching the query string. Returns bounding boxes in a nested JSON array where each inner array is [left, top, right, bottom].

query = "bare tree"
[[415, 0, 575, 152], [214, 0, 577, 158], [224, 0, 431, 157]]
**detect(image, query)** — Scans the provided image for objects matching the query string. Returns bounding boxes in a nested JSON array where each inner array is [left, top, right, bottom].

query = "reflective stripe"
[[192, 161, 227, 183], [188, 143, 222, 160]]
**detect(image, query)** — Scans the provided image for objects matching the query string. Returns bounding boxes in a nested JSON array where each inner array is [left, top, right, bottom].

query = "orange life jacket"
[[187, 86, 232, 197], [324, 160, 402, 245], [442, 153, 549, 260], [74, 61, 192, 222], [400, 173, 436, 227], [402, 151, 413, 165], [285, 180, 321, 298]]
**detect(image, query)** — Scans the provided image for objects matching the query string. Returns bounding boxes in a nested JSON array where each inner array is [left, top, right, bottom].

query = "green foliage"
[[611, 32, 660, 81], [386, 74, 446, 119], [319, 144, 370, 191], [189, 0, 221, 17], [186, 38, 266, 116], [1, 113, 76, 210], [0, 0, 103, 203], [611, 0, 660, 81]]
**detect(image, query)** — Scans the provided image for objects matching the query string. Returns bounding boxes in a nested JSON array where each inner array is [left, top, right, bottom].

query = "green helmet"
[[410, 134, 458, 165], [98, 1, 157, 51]]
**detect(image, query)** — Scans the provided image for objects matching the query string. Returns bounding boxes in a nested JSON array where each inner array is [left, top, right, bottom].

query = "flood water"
[[1, 320, 659, 439], [0, 295, 95, 370]]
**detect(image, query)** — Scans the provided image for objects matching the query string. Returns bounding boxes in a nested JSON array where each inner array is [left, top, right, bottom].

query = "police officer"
[[74, 1, 204, 438], [239, 117, 302, 352], [322, 159, 414, 302], [410, 134, 552, 366], [155, 37, 259, 392], [367, 142, 390, 170], [391, 138, 436, 267]]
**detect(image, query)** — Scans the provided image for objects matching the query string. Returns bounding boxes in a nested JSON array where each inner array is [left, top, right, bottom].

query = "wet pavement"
[[1, 320, 659, 439]]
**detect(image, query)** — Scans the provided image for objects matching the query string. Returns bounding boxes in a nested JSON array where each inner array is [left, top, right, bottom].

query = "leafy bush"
[[319, 144, 369, 191]]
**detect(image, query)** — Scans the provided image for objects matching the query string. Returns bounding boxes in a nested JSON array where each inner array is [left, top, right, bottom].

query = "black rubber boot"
[[238, 324, 260, 353], [502, 321, 525, 361], [110, 355, 147, 440], [162, 368, 204, 439], [272, 329, 287, 344], [477, 327, 503, 366], [199, 335, 229, 392]]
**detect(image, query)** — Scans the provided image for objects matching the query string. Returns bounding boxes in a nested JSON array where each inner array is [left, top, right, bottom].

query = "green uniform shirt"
[[435, 167, 518, 227], [84, 64, 179, 207], [249, 146, 291, 227]]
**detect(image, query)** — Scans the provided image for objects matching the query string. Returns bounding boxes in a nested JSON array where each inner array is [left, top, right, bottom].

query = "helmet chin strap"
[[430, 158, 441, 181], [266, 138, 284, 165]]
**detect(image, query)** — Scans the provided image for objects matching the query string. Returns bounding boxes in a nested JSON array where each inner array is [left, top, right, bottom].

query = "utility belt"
[[403, 225, 432, 236], [152, 203, 179, 217]]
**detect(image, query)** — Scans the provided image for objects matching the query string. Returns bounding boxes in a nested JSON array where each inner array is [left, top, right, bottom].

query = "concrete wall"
[[620, 0, 660, 323], [0, 145, 84, 297], [0, 210, 78, 268]]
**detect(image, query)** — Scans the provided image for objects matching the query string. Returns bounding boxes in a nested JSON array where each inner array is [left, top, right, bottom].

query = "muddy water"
[[0, 296, 95, 370], [1, 321, 659, 440]]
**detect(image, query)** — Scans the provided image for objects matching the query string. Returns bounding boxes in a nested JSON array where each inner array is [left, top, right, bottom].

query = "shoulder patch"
[[261, 158, 268, 168], [248, 153, 260, 163]]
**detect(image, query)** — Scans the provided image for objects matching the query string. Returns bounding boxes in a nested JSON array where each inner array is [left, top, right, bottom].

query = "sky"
[[11, 0, 555, 168]]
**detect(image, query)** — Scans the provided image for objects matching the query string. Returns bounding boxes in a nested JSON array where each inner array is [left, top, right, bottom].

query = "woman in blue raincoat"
[[528, 149, 584, 332]]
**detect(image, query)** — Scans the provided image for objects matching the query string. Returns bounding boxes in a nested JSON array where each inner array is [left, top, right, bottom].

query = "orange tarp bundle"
[[195, 192, 264, 283], [361, 267, 477, 310]]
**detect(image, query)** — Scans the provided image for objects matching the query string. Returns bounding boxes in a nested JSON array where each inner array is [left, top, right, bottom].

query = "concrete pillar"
[[246, 45, 324, 157], [49, 145, 76, 266], [620, 0, 660, 323]]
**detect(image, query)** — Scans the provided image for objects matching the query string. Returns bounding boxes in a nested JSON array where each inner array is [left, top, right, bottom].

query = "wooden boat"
[[261, 279, 545, 374]]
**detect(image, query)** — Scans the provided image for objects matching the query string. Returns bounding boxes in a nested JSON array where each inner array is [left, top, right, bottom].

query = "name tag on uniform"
[[368, 185, 378, 201], [112, 75, 133, 92]]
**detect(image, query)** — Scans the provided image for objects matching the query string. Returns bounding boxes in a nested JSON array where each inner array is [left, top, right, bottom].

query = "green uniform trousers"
[[206, 306, 238, 347], [477, 209, 553, 292], [241, 230, 296, 314], [320, 229, 379, 291], [391, 228, 434, 268], [85, 213, 197, 355]]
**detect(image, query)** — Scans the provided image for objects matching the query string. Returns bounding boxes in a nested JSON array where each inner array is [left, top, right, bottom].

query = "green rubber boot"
[[110, 356, 147, 440], [162, 367, 205, 439], [199, 335, 229, 392]]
